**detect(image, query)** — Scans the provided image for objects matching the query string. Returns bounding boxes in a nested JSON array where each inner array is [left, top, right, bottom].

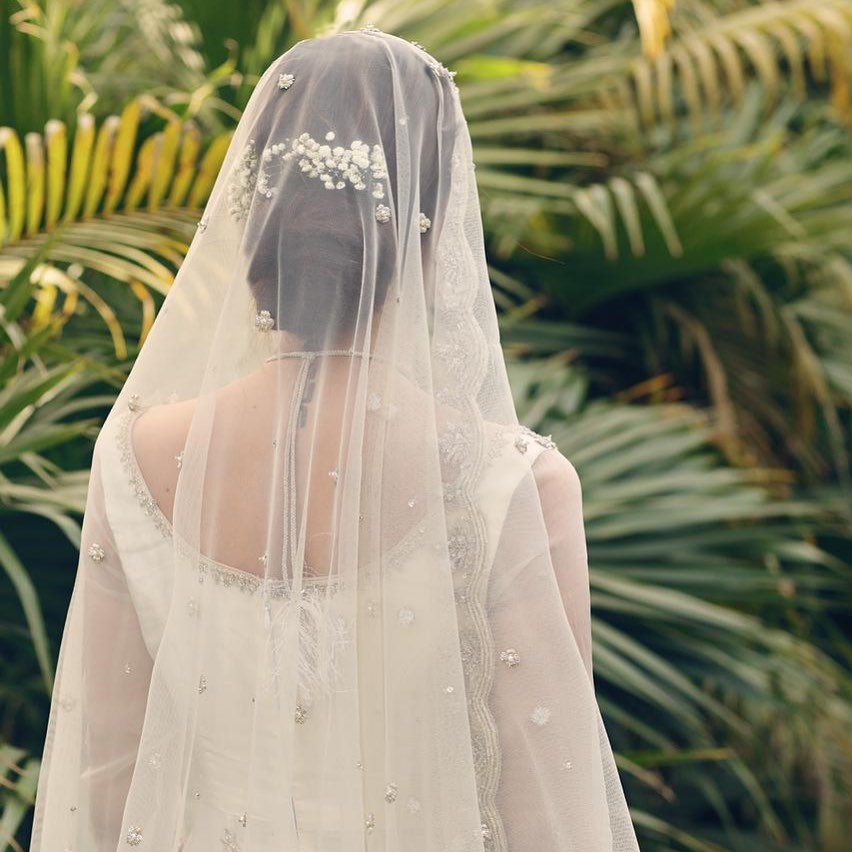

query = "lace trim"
[[434, 138, 505, 848]]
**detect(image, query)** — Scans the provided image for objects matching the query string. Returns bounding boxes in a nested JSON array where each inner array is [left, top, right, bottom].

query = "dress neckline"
[[113, 407, 335, 589]]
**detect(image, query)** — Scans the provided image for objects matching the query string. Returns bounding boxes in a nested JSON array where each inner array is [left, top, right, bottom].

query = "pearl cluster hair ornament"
[[259, 132, 388, 200], [254, 309, 274, 332]]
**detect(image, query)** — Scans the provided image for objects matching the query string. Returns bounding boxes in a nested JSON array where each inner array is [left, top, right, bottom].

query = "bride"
[[29, 28, 641, 851]]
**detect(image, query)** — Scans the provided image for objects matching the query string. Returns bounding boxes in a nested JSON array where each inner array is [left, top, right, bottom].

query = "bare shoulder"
[[528, 437, 583, 507]]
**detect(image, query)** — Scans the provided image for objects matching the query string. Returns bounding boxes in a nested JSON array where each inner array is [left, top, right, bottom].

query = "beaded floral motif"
[[254, 309, 274, 332], [125, 825, 143, 846], [499, 648, 520, 667], [227, 139, 258, 221], [419, 212, 432, 233], [277, 73, 294, 90], [375, 203, 391, 223], [515, 424, 557, 453], [87, 542, 105, 562]]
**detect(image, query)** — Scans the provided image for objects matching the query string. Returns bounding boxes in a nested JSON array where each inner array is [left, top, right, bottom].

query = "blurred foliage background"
[[1, 0, 851, 849]]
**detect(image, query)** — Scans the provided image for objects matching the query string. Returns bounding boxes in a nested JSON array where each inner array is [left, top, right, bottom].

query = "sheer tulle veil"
[[30, 27, 641, 852]]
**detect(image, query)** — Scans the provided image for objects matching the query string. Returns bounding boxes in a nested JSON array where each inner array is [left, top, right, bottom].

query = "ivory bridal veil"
[[30, 28, 641, 852]]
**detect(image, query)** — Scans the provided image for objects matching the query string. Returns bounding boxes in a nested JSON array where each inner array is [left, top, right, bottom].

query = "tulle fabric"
[[30, 28, 641, 851]]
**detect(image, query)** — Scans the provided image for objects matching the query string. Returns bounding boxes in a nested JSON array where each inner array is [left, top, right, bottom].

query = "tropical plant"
[[1, 0, 851, 848]]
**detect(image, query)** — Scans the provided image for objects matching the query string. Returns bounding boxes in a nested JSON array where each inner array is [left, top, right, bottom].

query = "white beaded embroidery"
[[198, 674, 208, 694], [375, 203, 391, 223], [277, 73, 294, 90], [125, 825, 143, 846], [384, 782, 398, 803], [175, 450, 184, 469], [407, 796, 422, 813], [398, 607, 415, 625], [365, 812, 376, 833], [294, 704, 308, 724], [419, 212, 431, 233], [254, 309, 274, 332], [87, 543, 105, 562], [227, 139, 258, 221], [148, 751, 163, 769], [530, 705, 551, 726], [500, 648, 520, 667], [127, 393, 141, 411], [221, 828, 240, 851]]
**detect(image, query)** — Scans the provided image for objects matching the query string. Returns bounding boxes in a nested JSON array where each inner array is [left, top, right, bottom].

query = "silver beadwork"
[[277, 73, 295, 90], [87, 542, 105, 562], [419, 212, 431, 233], [500, 648, 520, 667], [254, 309, 274, 332], [295, 704, 308, 724], [125, 825, 143, 846], [375, 203, 391, 223]]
